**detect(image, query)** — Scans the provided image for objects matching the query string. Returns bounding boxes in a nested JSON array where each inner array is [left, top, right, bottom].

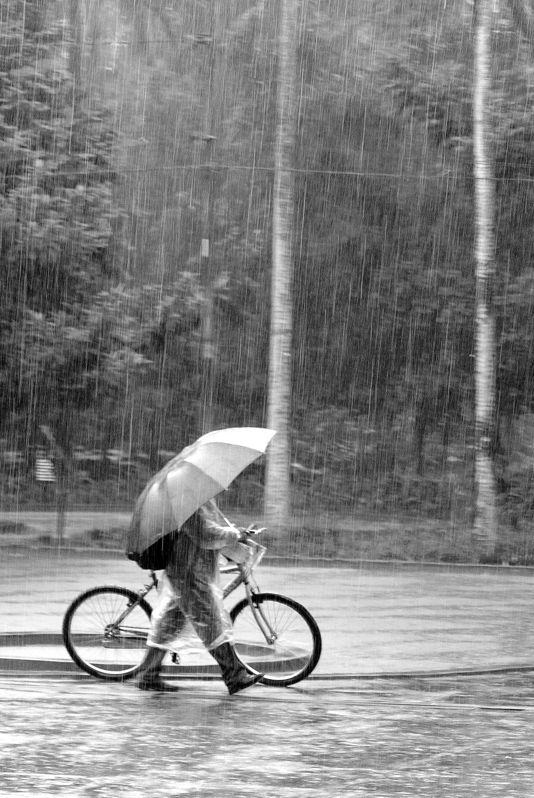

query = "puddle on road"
[[3, 675, 534, 797]]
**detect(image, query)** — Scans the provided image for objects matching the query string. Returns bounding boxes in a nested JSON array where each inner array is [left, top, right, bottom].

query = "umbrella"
[[127, 427, 276, 555]]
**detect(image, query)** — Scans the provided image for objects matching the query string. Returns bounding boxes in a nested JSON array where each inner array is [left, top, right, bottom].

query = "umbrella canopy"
[[127, 427, 276, 555]]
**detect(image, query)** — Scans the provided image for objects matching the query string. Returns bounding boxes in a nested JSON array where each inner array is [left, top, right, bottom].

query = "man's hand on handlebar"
[[238, 524, 266, 541]]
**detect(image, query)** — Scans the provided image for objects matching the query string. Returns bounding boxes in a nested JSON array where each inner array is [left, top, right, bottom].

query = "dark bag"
[[127, 532, 176, 571]]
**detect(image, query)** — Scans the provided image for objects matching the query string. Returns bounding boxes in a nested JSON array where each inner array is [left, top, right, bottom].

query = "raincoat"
[[146, 503, 245, 652]]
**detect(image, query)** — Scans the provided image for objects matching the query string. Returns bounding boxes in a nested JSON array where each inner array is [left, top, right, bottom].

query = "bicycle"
[[62, 530, 322, 687]]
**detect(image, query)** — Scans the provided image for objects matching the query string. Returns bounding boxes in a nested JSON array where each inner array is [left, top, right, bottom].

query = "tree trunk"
[[473, 0, 498, 555], [264, 0, 297, 535]]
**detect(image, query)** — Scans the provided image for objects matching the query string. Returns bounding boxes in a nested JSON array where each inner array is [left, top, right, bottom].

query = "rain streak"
[[3, 1, 534, 796]]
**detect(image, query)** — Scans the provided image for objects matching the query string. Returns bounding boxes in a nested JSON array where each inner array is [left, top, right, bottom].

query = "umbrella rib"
[[168, 462, 228, 491]]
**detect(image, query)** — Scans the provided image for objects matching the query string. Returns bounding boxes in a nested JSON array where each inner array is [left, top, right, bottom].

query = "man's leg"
[[165, 541, 263, 694], [136, 645, 177, 691], [209, 642, 264, 695], [135, 574, 187, 691], [177, 562, 263, 694]]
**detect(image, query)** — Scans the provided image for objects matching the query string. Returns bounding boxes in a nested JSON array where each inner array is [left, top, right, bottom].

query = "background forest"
[[2, 0, 534, 559]]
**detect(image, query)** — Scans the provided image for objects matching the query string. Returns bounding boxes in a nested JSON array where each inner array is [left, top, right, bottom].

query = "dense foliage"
[[3, 0, 534, 533], [0, 0, 120, 443]]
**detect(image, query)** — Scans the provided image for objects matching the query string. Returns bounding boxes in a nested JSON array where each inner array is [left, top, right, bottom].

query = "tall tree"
[[0, 0, 120, 540], [473, 0, 498, 553], [264, 0, 297, 533]]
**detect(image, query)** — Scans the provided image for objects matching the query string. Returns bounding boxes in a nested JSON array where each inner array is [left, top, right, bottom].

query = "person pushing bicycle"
[[135, 500, 264, 694]]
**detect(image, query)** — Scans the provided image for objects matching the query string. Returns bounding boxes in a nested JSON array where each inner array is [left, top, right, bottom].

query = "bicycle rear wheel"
[[229, 592, 321, 687], [62, 586, 152, 681]]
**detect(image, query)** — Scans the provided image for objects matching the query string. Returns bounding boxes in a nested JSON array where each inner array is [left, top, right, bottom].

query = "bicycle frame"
[[123, 539, 278, 647], [63, 529, 321, 685], [221, 541, 279, 646], [220, 539, 265, 598]]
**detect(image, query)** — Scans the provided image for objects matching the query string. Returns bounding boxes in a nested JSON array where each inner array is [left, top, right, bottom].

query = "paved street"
[[3, 672, 534, 797], [0, 510, 132, 539], [3, 549, 534, 675], [3, 548, 534, 795]]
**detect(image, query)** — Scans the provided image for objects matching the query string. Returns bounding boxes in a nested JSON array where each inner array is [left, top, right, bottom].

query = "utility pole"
[[193, 14, 223, 434], [69, 0, 84, 98]]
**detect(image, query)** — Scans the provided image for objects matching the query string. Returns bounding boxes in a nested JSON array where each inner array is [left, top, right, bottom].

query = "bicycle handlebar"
[[241, 524, 266, 537]]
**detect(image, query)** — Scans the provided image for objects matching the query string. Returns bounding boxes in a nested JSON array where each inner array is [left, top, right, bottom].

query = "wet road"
[[3, 672, 534, 797], [4, 549, 534, 674], [4, 551, 534, 795]]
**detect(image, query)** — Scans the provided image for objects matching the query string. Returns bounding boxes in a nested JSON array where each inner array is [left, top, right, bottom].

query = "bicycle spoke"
[[230, 593, 321, 686], [63, 588, 151, 679]]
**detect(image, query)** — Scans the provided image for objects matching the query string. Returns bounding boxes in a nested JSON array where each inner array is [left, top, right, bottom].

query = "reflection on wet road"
[[5, 551, 534, 677], [3, 673, 534, 797]]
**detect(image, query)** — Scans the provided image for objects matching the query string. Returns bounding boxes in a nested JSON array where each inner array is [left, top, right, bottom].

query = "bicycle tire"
[[62, 586, 152, 681], [229, 592, 321, 687]]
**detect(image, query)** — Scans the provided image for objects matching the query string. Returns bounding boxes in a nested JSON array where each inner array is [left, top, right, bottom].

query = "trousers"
[[147, 522, 234, 652]]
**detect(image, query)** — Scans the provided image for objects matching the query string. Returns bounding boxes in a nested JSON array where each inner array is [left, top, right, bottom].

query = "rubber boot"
[[135, 646, 178, 692], [210, 642, 264, 695]]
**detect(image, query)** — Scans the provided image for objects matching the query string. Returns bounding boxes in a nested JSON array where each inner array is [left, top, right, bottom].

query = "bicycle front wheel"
[[62, 586, 152, 681], [230, 593, 321, 687]]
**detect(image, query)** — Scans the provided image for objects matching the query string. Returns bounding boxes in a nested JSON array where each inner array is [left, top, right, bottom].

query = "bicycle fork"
[[244, 585, 278, 645]]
